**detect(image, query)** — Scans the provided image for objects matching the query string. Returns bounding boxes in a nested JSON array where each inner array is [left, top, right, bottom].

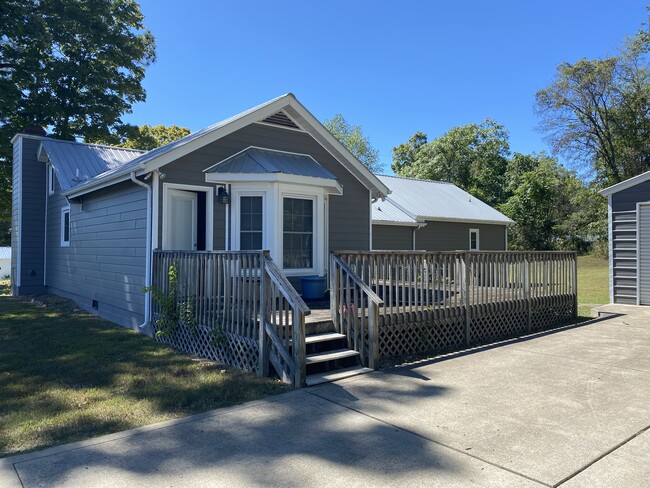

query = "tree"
[[324, 114, 382, 173], [0, 0, 156, 244], [535, 15, 650, 185], [392, 119, 510, 207], [391, 131, 427, 173], [95, 124, 190, 150]]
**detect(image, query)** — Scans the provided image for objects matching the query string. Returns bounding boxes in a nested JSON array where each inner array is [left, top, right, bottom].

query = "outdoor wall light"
[[217, 186, 230, 205]]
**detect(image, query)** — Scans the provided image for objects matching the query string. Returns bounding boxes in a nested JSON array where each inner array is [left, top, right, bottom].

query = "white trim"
[[280, 192, 321, 276], [162, 183, 214, 251], [505, 226, 508, 251], [469, 228, 480, 251], [253, 121, 306, 133], [48, 164, 55, 195], [372, 220, 422, 228], [600, 170, 650, 196], [608, 194, 613, 303], [205, 171, 342, 194], [60, 206, 70, 247], [10, 133, 43, 144], [231, 188, 268, 252], [43, 165, 48, 286], [152, 171, 160, 250]]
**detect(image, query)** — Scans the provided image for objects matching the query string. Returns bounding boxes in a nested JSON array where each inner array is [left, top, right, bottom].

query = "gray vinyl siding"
[[415, 221, 507, 251], [372, 225, 414, 250], [12, 136, 46, 294], [46, 179, 147, 328], [609, 180, 650, 304], [11, 138, 21, 293], [158, 123, 371, 251]]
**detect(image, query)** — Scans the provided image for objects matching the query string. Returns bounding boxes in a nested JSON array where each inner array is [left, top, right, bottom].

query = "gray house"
[[600, 171, 650, 305], [372, 175, 513, 251], [12, 93, 513, 331], [12, 94, 390, 328]]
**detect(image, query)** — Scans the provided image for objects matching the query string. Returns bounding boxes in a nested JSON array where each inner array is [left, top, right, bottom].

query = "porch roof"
[[204, 147, 338, 180]]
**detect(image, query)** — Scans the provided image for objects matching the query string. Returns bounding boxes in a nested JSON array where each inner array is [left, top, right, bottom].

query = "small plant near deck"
[[144, 263, 198, 337]]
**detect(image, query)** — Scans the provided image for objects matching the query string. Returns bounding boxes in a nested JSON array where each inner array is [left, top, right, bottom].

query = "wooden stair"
[[303, 323, 372, 387]]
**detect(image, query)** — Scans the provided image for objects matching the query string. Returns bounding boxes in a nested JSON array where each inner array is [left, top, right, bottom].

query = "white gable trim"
[[600, 170, 650, 196]]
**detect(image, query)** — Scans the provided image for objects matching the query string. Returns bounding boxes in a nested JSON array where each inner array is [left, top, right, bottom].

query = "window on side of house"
[[48, 164, 55, 195], [469, 228, 479, 251], [239, 196, 263, 250], [61, 207, 70, 247], [283, 197, 313, 269]]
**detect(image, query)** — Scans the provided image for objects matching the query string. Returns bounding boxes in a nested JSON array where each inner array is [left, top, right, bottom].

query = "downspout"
[[130, 172, 152, 334], [412, 223, 425, 250]]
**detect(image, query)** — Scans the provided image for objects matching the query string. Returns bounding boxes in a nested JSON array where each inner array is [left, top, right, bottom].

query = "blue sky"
[[127, 1, 648, 175]]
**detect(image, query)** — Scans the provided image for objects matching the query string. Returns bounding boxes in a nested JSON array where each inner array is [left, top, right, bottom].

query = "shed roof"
[[38, 139, 144, 191], [205, 147, 337, 180], [599, 170, 650, 196], [372, 198, 418, 226], [373, 175, 513, 226], [0, 247, 11, 259]]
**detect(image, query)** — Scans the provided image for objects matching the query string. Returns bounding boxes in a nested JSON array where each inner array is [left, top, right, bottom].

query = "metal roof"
[[372, 198, 418, 226], [205, 147, 337, 180], [373, 175, 513, 225], [0, 247, 10, 259], [39, 139, 144, 191], [60, 93, 390, 200]]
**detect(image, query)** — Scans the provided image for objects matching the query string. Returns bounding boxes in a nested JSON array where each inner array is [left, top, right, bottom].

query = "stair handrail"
[[330, 253, 383, 369], [259, 252, 310, 388]]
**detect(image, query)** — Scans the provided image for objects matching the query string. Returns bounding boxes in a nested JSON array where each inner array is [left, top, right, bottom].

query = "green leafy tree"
[[391, 131, 427, 173], [95, 124, 190, 150], [393, 119, 510, 207], [535, 14, 650, 185], [324, 114, 382, 173], [0, 0, 156, 244]]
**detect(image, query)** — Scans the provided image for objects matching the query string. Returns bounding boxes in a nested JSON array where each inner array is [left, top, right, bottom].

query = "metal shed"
[[600, 171, 650, 305]]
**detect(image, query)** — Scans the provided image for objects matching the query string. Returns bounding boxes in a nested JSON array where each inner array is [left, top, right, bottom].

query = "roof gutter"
[[129, 172, 153, 335], [412, 223, 426, 250]]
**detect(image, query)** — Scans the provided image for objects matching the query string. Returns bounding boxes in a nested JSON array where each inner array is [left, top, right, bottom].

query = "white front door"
[[166, 189, 197, 250]]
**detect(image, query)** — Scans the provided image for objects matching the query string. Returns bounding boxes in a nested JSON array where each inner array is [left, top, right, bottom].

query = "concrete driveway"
[[2, 307, 649, 487]]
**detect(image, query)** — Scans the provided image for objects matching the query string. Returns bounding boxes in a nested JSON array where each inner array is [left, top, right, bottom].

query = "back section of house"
[[12, 134, 148, 328], [373, 221, 507, 251]]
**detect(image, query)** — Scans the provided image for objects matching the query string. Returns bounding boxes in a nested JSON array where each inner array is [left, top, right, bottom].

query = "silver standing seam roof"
[[373, 175, 513, 226], [39, 139, 144, 191], [205, 147, 337, 180]]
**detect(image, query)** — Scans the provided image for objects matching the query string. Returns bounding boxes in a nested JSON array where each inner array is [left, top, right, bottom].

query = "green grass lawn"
[[576, 254, 609, 317], [0, 282, 287, 458]]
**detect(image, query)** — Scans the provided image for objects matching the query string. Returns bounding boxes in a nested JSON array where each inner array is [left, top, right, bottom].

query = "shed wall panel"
[[372, 225, 414, 250]]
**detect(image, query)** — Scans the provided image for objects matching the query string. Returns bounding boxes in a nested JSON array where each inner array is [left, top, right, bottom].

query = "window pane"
[[240, 196, 262, 250], [283, 198, 313, 269]]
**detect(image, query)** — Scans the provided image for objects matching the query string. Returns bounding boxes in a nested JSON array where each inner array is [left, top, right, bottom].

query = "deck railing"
[[336, 251, 577, 362], [152, 250, 263, 372], [259, 252, 310, 387], [330, 254, 383, 369]]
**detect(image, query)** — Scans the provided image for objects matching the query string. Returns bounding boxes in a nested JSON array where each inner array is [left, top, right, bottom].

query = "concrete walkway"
[[2, 308, 650, 487]]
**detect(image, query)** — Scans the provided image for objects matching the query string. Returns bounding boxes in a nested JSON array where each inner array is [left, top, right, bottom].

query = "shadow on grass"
[[0, 295, 287, 457]]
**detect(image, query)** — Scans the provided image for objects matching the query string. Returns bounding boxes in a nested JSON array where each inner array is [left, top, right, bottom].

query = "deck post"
[[329, 253, 340, 332], [368, 301, 379, 369], [463, 252, 472, 347], [572, 252, 578, 318], [524, 253, 531, 333], [293, 308, 306, 387], [258, 251, 271, 377]]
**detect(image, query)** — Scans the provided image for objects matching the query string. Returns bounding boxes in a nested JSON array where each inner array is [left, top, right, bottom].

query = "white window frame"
[[48, 164, 55, 195], [469, 228, 480, 251], [161, 183, 214, 251], [60, 206, 70, 247], [231, 187, 268, 252], [281, 194, 317, 273]]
